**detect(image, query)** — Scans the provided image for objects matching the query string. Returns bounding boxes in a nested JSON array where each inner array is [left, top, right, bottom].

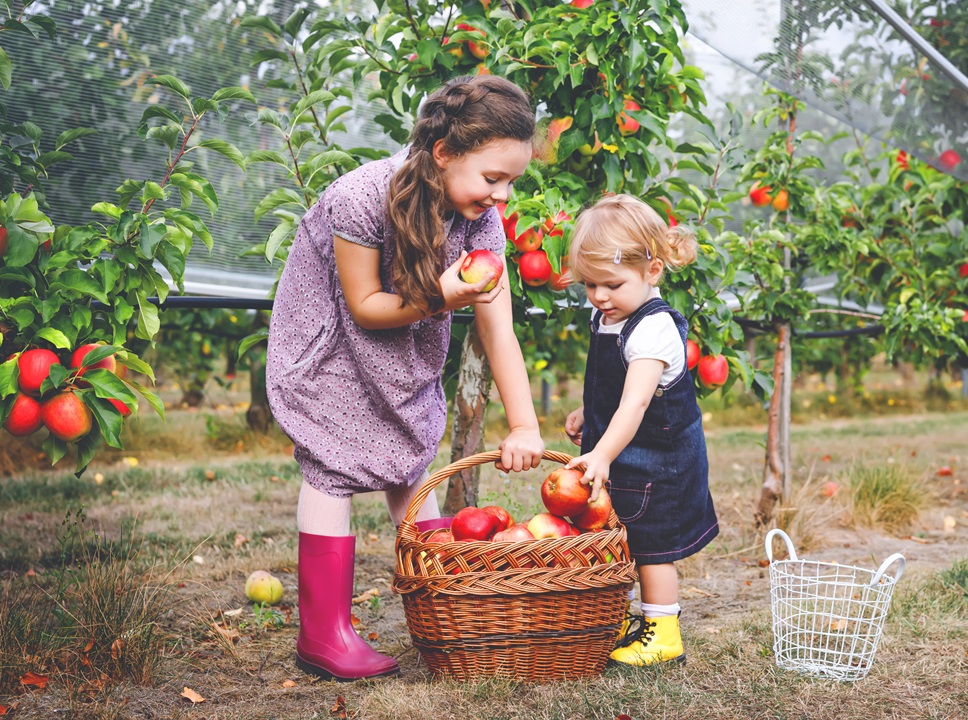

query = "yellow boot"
[[609, 613, 685, 667]]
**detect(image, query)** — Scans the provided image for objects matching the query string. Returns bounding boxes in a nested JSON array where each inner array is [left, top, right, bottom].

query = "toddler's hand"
[[441, 252, 504, 311], [564, 406, 584, 447], [564, 451, 609, 502]]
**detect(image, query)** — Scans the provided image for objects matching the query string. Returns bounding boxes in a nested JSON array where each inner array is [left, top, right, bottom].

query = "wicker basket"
[[393, 449, 637, 682]]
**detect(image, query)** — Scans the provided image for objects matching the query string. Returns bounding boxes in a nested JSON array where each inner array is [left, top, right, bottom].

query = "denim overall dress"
[[581, 297, 719, 565]]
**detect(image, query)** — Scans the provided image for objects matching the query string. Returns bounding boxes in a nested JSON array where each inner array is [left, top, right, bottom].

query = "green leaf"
[[31, 326, 71, 349], [35, 150, 74, 169], [91, 201, 124, 219], [42, 434, 68, 467], [48, 270, 109, 304], [74, 431, 101, 476], [127, 378, 164, 418], [83, 368, 138, 405], [246, 150, 290, 168], [0, 355, 18, 397], [254, 188, 305, 222], [135, 293, 160, 340], [240, 15, 282, 36], [116, 351, 155, 383], [196, 139, 246, 169], [137, 105, 183, 139], [237, 329, 269, 359], [146, 74, 191, 99], [83, 393, 123, 448], [284, 6, 312, 36], [0, 46, 11, 90], [293, 90, 335, 119], [55, 127, 98, 150], [211, 86, 257, 104]]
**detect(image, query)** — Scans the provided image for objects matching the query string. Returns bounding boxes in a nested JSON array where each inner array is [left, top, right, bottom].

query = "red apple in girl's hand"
[[482, 505, 513, 531], [527, 512, 574, 539], [3, 393, 43, 436], [17, 348, 62, 396], [572, 489, 613, 531], [491, 524, 535, 542], [541, 467, 592, 517], [450, 506, 501, 541], [458, 249, 503, 292], [686, 339, 701, 371]]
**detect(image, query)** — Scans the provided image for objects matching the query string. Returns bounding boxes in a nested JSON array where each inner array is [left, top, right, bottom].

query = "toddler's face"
[[582, 263, 655, 325], [436, 139, 531, 221]]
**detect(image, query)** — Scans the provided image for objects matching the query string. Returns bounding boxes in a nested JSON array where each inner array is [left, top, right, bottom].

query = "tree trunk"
[[443, 324, 493, 514], [756, 323, 790, 527], [245, 311, 272, 433]]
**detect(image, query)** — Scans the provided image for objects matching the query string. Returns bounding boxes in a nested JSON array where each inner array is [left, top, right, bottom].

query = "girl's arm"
[[565, 358, 664, 500], [334, 238, 502, 330], [474, 269, 545, 473]]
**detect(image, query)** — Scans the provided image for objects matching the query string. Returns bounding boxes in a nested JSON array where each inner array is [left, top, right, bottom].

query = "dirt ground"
[[1, 403, 966, 719]]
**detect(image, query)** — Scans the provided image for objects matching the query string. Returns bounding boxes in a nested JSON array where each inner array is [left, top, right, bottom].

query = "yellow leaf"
[[180, 687, 206, 704]]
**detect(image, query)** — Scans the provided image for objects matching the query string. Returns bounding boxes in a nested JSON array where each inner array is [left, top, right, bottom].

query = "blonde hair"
[[569, 194, 697, 283]]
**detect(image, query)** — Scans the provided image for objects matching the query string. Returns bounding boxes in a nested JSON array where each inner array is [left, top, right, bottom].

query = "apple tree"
[[1, 11, 256, 473], [236, 0, 753, 510]]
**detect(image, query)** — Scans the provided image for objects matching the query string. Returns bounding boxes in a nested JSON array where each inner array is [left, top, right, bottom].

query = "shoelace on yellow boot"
[[609, 613, 686, 667]]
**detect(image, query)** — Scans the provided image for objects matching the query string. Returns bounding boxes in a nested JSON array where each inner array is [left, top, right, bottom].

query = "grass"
[[0, 370, 966, 718]]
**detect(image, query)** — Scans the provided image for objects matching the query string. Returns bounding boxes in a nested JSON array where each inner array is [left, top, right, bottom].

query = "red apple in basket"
[[492, 524, 535, 542], [482, 505, 513, 531], [425, 528, 454, 544], [541, 467, 591, 517], [458, 249, 503, 292], [451, 506, 501, 541], [572, 489, 612, 531], [527, 512, 574, 539]]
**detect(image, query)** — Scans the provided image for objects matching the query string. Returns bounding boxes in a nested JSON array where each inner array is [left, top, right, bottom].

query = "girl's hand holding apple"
[[440, 251, 504, 311], [564, 451, 609, 502]]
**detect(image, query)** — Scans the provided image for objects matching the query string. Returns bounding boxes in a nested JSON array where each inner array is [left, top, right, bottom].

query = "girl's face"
[[434, 139, 532, 221], [582, 260, 662, 324]]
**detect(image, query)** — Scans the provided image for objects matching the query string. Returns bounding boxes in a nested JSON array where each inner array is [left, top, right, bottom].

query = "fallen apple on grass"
[[458, 249, 503, 292], [245, 570, 283, 605]]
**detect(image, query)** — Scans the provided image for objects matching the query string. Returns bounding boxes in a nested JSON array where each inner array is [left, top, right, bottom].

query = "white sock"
[[640, 602, 680, 618], [297, 481, 352, 535]]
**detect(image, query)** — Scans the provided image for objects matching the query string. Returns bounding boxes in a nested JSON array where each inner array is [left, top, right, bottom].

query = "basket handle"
[[398, 449, 575, 539], [764, 528, 798, 563], [870, 553, 906, 585]]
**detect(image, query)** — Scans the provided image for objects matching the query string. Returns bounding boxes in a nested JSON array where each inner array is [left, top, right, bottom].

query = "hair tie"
[[613, 249, 622, 264]]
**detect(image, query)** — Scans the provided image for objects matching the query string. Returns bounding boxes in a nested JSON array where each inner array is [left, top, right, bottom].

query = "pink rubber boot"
[[295, 533, 400, 681]]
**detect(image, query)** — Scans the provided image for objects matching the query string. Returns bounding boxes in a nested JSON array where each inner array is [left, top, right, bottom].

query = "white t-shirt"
[[596, 309, 684, 386]]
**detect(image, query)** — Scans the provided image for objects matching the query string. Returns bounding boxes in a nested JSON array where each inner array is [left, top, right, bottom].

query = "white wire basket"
[[765, 529, 906, 682]]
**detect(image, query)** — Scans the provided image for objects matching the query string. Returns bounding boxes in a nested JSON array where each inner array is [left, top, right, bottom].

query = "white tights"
[[296, 476, 440, 536]]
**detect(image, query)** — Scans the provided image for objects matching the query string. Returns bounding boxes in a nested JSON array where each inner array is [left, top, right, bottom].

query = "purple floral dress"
[[266, 150, 506, 497]]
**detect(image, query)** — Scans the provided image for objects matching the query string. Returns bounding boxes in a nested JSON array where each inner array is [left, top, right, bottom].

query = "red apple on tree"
[[496, 202, 518, 240], [749, 182, 772, 207], [686, 339, 701, 371], [697, 354, 729, 389], [518, 249, 553, 286], [109, 398, 133, 418], [451, 506, 501, 541], [958, 262, 968, 278], [3, 393, 43, 436], [512, 226, 544, 253], [570, 0, 594, 7], [938, 149, 961, 172], [17, 348, 62, 396], [482, 505, 513, 531], [526, 512, 574, 539], [491, 524, 535, 542], [0, 227, 7, 257], [455, 23, 488, 59], [458, 249, 504, 292], [616, 99, 641, 136], [541, 467, 591, 517], [572, 489, 613, 531], [70, 343, 127, 380], [41, 390, 93, 442]]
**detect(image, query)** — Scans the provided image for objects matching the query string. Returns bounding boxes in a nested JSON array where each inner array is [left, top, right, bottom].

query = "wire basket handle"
[[398, 449, 575, 541], [870, 553, 906, 586], [764, 528, 798, 563]]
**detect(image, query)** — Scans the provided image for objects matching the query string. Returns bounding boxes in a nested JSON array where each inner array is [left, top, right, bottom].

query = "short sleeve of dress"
[[464, 205, 507, 254], [325, 167, 388, 249], [625, 312, 685, 385]]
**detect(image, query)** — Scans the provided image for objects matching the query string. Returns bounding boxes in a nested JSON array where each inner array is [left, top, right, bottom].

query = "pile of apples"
[[424, 467, 612, 547], [3, 345, 131, 442]]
